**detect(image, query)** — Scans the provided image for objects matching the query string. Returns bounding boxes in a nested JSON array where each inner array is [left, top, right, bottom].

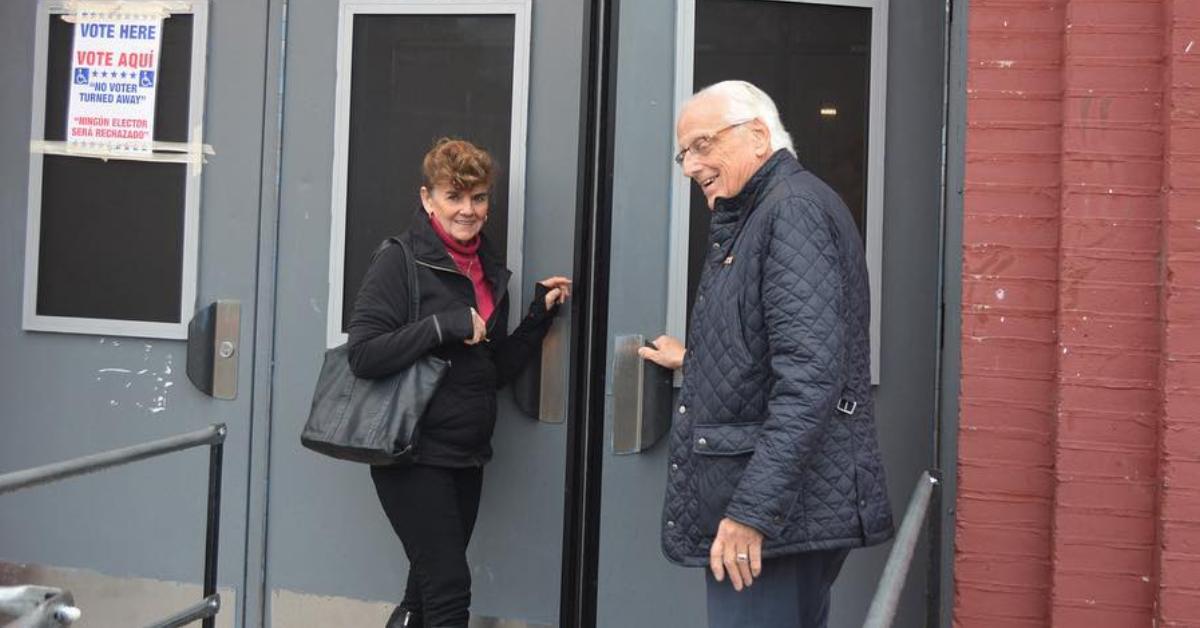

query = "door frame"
[[242, 0, 287, 624], [558, 0, 616, 624]]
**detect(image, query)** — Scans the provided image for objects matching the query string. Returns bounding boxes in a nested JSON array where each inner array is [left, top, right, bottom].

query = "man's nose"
[[681, 152, 703, 179]]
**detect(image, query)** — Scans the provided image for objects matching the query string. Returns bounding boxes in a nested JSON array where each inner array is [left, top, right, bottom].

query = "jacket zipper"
[[414, 259, 510, 335]]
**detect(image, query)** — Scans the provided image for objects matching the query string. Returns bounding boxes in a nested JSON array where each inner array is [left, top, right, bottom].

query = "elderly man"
[[639, 80, 893, 627]]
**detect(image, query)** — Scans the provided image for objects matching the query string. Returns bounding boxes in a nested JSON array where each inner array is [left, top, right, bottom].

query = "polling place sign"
[[67, 14, 163, 153]]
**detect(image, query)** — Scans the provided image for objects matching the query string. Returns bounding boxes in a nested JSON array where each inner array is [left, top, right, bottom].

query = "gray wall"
[[0, 0, 272, 616]]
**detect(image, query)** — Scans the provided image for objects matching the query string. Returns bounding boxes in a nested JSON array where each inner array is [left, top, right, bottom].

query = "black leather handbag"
[[301, 237, 447, 465]]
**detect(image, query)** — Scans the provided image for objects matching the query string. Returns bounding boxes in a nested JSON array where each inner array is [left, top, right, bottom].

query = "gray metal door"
[[596, 0, 947, 626], [264, 0, 585, 625], [0, 2, 274, 626]]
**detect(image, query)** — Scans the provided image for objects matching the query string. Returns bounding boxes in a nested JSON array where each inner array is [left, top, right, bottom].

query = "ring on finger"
[[735, 553, 749, 563]]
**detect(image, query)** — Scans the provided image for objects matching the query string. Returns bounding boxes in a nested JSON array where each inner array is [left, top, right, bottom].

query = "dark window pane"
[[687, 0, 871, 315], [37, 157, 187, 323], [342, 14, 516, 330], [36, 14, 193, 323]]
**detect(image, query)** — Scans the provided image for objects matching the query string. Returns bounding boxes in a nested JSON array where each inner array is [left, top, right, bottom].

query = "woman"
[[347, 138, 570, 628]]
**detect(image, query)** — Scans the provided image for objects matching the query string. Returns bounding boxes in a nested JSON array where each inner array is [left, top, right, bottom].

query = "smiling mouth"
[[701, 175, 718, 190]]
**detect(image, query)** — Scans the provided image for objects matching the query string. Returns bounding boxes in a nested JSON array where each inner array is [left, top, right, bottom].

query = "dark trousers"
[[705, 548, 850, 628], [371, 463, 484, 628]]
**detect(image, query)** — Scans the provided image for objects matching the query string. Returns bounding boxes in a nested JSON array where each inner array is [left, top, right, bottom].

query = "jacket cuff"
[[436, 308, 475, 343], [725, 505, 784, 540], [525, 283, 560, 323]]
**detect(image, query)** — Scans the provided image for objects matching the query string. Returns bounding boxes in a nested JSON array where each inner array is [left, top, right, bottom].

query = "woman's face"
[[421, 181, 490, 243]]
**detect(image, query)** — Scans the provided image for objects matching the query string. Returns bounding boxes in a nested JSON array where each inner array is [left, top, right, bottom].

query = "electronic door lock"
[[186, 300, 240, 400]]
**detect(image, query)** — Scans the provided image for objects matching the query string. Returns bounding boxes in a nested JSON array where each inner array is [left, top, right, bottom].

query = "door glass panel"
[[686, 0, 871, 318], [340, 14, 515, 331], [28, 13, 198, 332]]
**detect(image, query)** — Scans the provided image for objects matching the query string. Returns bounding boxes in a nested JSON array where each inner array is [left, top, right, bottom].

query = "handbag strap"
[[372, 236, 421, 325]]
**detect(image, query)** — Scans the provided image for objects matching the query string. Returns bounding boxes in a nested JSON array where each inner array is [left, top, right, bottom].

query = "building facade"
[[956, 1, 1200, 626]]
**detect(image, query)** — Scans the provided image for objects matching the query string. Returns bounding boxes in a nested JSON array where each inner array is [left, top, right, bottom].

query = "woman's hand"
[[464, 307, 487, 345], [638, 335, 686, 370], [538, 276, 573, 311]]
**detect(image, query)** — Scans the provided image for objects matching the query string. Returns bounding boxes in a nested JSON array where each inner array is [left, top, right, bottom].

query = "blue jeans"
[[705, 548, 850, 628]]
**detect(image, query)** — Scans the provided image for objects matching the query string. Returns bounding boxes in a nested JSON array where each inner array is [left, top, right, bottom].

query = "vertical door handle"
[[611, 334, 673, 454], [186, 300, 240, 400], [513, 323, 568, 424]]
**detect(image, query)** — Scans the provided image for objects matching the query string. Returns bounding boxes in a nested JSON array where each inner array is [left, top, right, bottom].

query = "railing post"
[[202, 425, 225, 628]]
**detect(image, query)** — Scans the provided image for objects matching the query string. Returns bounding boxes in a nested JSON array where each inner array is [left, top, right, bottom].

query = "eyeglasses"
[[673, 120, 751, 166]]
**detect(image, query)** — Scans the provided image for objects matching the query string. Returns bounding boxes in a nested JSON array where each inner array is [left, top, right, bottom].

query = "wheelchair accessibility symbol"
[[73, 68, 90, 85], [139, 70, 155, 88]]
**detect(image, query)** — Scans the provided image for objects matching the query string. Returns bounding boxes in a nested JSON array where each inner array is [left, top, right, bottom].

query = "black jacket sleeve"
[[346, 244, 474, 379], [491, 283, 559, 389]]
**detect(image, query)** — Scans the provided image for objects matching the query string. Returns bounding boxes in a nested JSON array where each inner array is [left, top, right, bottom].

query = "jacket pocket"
[[692, 422, 760, 535]]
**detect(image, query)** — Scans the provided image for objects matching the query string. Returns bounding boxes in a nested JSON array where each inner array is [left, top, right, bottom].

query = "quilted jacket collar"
[[711, 149, 802, 241]]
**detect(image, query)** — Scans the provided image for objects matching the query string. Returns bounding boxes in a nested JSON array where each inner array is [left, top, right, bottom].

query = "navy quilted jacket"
[[662, 150, 894, 566]]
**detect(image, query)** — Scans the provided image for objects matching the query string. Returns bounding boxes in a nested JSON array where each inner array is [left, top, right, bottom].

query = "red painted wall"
[[958, 0, 1200, 626]]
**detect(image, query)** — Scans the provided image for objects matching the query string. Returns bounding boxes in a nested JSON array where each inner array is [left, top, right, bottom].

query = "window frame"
[[326, 0, 533, 348], [669, 0, 888, 383], [22, 0, 210, 339]]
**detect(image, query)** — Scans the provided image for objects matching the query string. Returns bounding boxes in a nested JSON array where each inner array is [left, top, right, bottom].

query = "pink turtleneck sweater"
[[429, 216, 495, 322]]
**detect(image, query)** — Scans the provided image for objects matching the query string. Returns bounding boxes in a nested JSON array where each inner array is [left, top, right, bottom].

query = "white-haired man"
[[639, 80, 893, 627]]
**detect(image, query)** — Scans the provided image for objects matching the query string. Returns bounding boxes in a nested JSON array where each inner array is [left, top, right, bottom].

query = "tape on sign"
[[30, 139, 214, 171]]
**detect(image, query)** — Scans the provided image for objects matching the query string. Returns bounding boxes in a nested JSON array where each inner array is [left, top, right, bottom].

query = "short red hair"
[[421, 137, 496, 191]]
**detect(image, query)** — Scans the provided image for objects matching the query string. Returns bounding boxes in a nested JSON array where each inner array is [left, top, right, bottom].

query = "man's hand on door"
[[638, 335, 686, 370]]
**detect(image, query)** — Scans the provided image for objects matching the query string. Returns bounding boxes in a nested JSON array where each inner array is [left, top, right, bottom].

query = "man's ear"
[[751, 119, 771, 158]]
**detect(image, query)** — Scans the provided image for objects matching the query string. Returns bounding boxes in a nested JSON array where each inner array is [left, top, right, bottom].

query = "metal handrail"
[[0, 425, 224, 495], [144, 595, 220, 628], [863, 470, 941, 628], [0, 424, 227, 628]]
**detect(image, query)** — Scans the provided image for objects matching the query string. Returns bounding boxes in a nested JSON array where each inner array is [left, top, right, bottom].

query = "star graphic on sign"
[[121, 71, 129, 78]]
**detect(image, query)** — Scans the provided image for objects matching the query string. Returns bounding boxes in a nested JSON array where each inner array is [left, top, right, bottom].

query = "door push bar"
[[0, 425, 226, 628], [513, 318, 570, 425], [187, 300, 240, 400], [611, 334, 674, 454]]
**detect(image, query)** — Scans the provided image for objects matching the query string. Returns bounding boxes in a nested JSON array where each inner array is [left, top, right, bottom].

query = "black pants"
[[371, 463, 484, 628], [705, 548, 850, 628]]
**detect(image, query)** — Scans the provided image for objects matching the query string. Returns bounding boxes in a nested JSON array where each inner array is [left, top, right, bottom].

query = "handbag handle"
[[372, 236, 421, 325]]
